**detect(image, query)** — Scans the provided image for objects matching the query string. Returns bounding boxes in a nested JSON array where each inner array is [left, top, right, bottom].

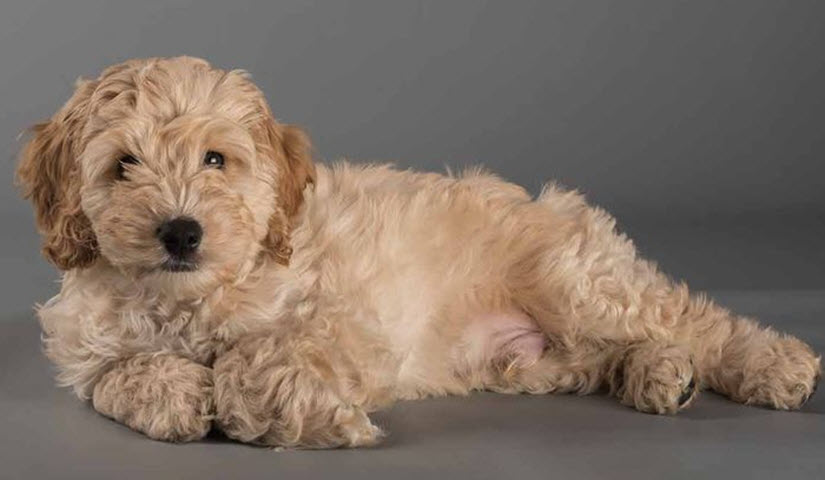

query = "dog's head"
[[17, 57, 314, 291]]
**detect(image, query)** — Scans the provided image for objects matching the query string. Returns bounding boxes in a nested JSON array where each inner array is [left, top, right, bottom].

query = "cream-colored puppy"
[[17, 57, 820, 447]]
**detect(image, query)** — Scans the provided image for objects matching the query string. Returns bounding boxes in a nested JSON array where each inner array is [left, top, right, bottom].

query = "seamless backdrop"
[[3, 1, 825, 312], [2, 1, 825, 308]]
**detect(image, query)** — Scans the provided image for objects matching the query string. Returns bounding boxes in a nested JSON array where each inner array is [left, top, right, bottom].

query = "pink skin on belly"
[[460, 310, 548, 368]]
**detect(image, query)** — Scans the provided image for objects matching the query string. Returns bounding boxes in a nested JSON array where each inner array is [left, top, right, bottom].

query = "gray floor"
[[1, 217, 824, 480]]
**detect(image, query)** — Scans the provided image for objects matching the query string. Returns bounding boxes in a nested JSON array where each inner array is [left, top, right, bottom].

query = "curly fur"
[[93, 353, 214, 441], [17, 57, 821, 448]]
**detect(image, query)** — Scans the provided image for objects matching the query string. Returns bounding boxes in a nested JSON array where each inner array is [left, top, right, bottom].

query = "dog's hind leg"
[[504, 185, 820, 411], [484, 336, 698, 414], [482, 338, 615, 396], [676, 296, 821, 410]]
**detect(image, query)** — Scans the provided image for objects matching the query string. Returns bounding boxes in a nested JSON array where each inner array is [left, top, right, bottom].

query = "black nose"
[[156, 217, 202, 258]]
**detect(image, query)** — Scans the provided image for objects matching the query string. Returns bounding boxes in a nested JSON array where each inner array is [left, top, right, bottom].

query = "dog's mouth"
[[160, 258, 199, 272]]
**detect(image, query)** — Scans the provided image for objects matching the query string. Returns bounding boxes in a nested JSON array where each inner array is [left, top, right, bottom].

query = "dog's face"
[[17, 57, 315, 293]]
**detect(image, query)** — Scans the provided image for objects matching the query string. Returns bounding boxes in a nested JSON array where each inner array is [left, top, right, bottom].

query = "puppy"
[[17, 56, 820, 447]]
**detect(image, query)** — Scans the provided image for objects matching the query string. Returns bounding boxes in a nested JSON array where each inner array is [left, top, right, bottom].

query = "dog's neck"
[[81, 253, 269, 308]]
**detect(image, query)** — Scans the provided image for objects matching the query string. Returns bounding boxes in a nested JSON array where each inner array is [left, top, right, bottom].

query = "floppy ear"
[[257, 114, 316, 265], [16, 79, 99, 270]]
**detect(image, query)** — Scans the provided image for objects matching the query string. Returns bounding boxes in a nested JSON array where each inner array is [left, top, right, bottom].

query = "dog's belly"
[[391, 308, 548, 398], [458, 311, 547, 370]]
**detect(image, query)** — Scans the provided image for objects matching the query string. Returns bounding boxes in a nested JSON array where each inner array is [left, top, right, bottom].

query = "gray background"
[[1, 1, 823, 479]]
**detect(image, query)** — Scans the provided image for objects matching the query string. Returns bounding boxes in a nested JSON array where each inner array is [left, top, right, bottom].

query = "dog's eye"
[[204, 151, 225, 169], [117, 155, 140, 179]]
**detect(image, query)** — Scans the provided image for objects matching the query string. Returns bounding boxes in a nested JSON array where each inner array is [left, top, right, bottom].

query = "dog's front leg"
[[92, 353, 214, 442], [214, 333, 382, 449]]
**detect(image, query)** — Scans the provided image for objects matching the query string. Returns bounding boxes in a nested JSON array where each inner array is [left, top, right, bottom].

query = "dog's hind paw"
[[734, 336, 821, 410], [617, 343, 698, 415]]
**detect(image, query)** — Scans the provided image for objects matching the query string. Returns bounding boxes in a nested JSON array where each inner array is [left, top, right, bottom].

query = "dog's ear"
[[256, 113, 316, 265], [16, 79, 99, 270], [271, 122, 316, 220]]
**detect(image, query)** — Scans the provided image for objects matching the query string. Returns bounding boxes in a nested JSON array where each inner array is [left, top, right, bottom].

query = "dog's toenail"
[[802, 383, 818, 405], [678, 378, 696, 406]]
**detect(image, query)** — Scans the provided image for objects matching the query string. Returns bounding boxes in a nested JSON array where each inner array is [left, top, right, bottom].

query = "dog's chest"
[[113, 301, 219, 364]]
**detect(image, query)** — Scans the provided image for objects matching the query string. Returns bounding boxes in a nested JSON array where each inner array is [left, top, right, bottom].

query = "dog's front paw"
[[93, 354, 214, 442], [214, 335, 382, 449], [332, 406, 384, 448], [618, 343, 697, 415], [734, 335, 821, 410]]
